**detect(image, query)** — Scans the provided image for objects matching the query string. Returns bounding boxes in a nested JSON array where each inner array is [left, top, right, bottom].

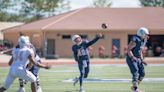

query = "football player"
[[126, 27, 149, 92], [0, 36, 51, 92], [72, 33, 102, 92]]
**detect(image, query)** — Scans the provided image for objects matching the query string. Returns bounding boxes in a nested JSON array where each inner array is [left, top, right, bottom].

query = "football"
[[101, 23, 108, 29]]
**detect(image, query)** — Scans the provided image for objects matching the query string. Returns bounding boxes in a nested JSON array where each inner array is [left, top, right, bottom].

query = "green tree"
[[93, 0, 112, 7], [0, 0, 10, 10], [0, 0, 70, 22], [140, 0, 164, 7]]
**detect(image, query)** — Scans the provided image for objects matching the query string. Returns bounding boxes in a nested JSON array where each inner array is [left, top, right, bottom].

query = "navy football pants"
[[126, 57, 145, 82], [78, 60, 90, 86]]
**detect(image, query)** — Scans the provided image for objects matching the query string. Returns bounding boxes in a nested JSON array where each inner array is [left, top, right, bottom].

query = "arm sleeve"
[[131, 36, 137, 43], [86, 36, 100, 48], [72, 46, 79, 62]]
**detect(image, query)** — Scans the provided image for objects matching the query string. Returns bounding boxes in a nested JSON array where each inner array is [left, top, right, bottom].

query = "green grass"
[[0, 65, 164, 92]]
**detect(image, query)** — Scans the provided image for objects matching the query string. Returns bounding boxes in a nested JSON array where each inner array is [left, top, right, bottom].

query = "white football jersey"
[[11, 47, 34, 68]]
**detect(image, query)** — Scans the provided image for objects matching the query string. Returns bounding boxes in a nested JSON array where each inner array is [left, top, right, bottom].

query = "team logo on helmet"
[[137, 27, 149, 37]]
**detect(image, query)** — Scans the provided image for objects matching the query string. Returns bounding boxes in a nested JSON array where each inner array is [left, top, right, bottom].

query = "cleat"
[[131, 86, 142, 92], [17, 87, 25, 92], [133, 89, 142, 92], [73, 77, 79, 86], [79, 88, 85, 92], [131, 86, 135, 91]]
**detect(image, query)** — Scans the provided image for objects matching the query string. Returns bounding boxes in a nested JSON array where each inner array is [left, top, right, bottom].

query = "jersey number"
[[14, 51, 23, 61], [78, 48, 87, 56]]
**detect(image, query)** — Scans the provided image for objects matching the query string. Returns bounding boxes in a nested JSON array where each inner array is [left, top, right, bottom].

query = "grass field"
[[0, 64, 164, 92]]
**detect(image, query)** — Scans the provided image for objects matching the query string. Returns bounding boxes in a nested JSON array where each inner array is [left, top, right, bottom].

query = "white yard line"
[[63, 78, 164, 83], [91, 64, 164, 67]]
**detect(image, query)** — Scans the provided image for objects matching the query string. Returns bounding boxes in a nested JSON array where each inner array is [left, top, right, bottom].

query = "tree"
[[93, 0, 112, 7], [140, 0, 164, 7], [0, 0, 70, 22], [0, 0, 10, 10]]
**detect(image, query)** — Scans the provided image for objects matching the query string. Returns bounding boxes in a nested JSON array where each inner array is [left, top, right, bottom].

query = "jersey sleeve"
[[86, 36, 100, 48], [26, 48, 35, 58], [131, 36, 138, 43]]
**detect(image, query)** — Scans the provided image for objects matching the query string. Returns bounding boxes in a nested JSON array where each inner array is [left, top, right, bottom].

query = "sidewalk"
[[0, 54, 164, 67]]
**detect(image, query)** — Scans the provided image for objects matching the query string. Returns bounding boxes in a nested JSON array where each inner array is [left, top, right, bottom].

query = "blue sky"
[[5, 0, 141, 16], [68, 0, 141, 10]]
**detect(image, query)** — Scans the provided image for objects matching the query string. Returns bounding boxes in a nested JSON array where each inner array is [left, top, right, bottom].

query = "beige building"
[[2, 7, 164, 58], [0, 22, 23, 40]]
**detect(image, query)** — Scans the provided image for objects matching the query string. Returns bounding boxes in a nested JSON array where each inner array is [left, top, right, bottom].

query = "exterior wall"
[[3, 29, 164, 58], [4, 33, 20, 46], [4, 32, 43, 49], [45, 30, 128, 58], [45, 31, 73, 58], [108, 32, 128, 57], [28, 32, 43, 49]]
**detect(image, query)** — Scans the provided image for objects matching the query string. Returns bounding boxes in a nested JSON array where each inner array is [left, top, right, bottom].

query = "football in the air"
[[101, 23, 108, 29]]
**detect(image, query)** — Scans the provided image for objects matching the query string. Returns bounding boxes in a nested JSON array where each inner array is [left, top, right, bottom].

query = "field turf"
[[0, 64, 164, 92]]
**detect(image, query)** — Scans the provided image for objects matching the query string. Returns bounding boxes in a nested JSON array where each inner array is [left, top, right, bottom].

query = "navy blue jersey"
[[130, 36, 145, 58], [72, 36, 100, 62]]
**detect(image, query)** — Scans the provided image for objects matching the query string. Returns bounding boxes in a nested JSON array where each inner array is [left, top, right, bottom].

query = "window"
[[80, 34, 88, 39], [62, 35, 71, 39]]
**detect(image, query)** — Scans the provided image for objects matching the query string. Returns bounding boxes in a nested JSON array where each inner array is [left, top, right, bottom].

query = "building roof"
[[0, 22, 23, 39], [0, 22, 23, 31], [3, 7, 164, 33]]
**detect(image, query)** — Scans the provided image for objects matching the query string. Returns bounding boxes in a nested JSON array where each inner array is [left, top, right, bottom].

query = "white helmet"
[[137, 27, 149, 37], [72, 34, 81, 44], [18, 36, 30, 48]]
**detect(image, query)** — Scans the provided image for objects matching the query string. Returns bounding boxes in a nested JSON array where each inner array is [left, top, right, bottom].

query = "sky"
[[68, 0, 141, 10], [4, 0, 142, 16]]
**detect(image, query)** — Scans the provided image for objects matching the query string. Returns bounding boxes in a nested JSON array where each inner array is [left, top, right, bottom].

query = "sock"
[[19, 79, 24, 87], [36, 77, 40, 86]]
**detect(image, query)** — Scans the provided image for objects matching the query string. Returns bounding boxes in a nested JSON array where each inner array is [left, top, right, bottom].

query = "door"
[[112, 39, 120, 57], [47, 39, 55, 55]]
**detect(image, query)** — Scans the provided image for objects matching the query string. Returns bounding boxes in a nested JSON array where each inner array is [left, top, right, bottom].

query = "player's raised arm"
[[86, 33, 102, 48]]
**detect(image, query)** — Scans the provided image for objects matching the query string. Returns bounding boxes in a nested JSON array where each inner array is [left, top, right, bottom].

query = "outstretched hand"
[[142, 61, 148, 66], [45, 63, 51, 69], [97, 33, 103, 38], [131, 56, 138, 62]]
